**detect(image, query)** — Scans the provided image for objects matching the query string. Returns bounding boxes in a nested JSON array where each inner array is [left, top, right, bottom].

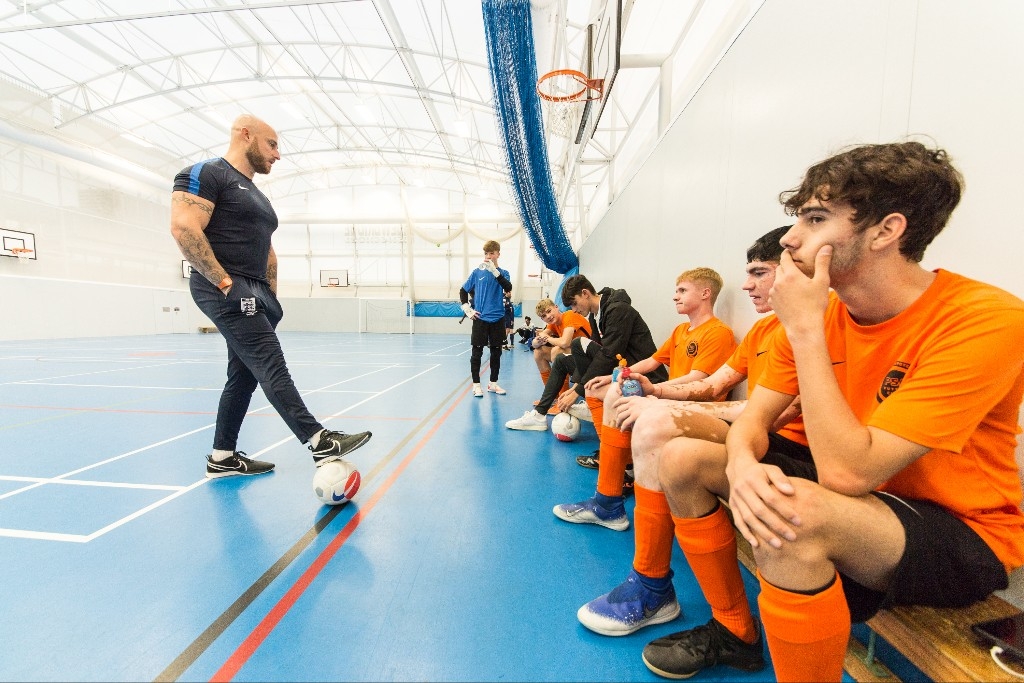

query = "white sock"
[[309, 429, 325, 448], [211, 449, 234, 462]]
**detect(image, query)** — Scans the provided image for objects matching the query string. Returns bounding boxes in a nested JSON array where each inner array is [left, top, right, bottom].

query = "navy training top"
[[173, 157, 277, 283]]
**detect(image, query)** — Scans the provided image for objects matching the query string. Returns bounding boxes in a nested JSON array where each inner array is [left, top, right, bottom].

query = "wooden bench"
[[732, 523, 1024, 681]]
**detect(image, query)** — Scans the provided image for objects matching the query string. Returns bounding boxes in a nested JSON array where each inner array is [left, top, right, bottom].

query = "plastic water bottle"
[[612, 354, 627, 384], [621, 366, 644, 397]]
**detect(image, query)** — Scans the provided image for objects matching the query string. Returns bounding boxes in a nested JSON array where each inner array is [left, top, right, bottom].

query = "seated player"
[[574, 227, 803, 639], [505, 298, 592, 430], [641, 142, 1024, 682], [552, 269, 735, 531], [516, 316, 536, 348]]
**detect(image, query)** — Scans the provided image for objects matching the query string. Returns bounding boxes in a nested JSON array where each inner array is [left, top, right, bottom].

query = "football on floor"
[[313, 460, 361, 506], [551, 412, 581, 442]]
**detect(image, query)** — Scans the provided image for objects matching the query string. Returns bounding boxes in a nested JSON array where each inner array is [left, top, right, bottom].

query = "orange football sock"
[[632, 485, 674, 578], [757, 570, 850, 683], [540, 370, 551, 387], [585, 396, 604, 439], [673, 505, 756, 643], [596, 425, 630, 497]]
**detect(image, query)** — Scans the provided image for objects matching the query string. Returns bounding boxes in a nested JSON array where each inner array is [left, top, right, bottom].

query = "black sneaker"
[[623, 465, 635, 498], [576, 450, 600, 469], [642, 618, 765, 679], [206, 451, 275, 479], [310, 429, 372, 466]]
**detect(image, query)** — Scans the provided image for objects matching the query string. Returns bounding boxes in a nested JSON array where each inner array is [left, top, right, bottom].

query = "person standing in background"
[[460, 240, 513, 397]]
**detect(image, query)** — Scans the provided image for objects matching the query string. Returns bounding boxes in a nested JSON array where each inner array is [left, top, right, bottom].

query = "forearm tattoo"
[[175, 229, 225, 285]]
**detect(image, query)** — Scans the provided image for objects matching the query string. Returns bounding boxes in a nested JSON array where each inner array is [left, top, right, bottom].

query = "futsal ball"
[[551, 412, 581, 442], [312, 460, 361, 506]]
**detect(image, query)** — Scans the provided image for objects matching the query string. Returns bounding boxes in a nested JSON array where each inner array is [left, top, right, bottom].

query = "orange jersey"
[[653, 317, 737, 384], [727, 314, 806, 445], [546, 310, 591, 340], [760, 270, 1024, 569]]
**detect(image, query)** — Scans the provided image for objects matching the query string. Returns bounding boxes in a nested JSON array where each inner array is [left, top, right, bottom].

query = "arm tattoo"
[[267, 261, 278, 294], [173, 194, 213, 216], [175, 230, 226, 286]]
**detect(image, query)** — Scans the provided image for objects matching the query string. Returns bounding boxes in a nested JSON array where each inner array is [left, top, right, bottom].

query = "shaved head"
[[225, 113, 279, 178]]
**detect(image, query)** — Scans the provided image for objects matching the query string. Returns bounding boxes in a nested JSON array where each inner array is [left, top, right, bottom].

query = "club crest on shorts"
[[686, 341, 698, 358], [240, 297, 257, 316], [877, 360, 910, 403]]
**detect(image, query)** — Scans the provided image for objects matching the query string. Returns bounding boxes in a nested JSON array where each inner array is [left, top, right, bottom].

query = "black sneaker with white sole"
[[206, 451, 275, 479], [310, 429, 373, 466], [577, 450, 600, 469], [642, 617, 765, 679]]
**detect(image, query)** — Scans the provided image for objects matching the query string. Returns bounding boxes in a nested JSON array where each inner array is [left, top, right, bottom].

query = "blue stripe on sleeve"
[[187, 159, 214, 195]]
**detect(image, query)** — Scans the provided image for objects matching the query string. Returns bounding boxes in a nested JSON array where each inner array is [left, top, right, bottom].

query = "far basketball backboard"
[[575, 0, 622, 145], [1, 228, 36, 259]]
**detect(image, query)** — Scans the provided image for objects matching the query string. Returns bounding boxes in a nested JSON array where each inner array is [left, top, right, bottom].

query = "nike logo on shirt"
[[237, 184, 249, 190]]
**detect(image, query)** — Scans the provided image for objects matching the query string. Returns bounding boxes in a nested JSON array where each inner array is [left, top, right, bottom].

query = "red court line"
[[210, 384, 473, 682]]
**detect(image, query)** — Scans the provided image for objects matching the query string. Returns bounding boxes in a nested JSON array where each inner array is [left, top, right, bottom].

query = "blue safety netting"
[[481, 0, 579, 275], [553, 265, 580, 311], [414, 301, 522, 317]]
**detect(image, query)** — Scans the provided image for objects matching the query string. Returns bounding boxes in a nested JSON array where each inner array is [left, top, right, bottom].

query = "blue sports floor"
[[0, 332, 791, 682]]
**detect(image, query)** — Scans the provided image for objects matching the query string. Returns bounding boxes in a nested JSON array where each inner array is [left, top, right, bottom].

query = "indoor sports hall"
[[2, 1, 1023, 682]]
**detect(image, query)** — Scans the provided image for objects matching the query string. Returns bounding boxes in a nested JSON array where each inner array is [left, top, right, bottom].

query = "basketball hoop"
[[10, 248, 33, 261], [537, 69, 602, 140], [537, 69, 603, 103]]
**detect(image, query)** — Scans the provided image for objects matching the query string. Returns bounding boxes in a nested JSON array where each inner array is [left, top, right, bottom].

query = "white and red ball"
[[312, 460, 361, 506], [551, 412, 581, 442]]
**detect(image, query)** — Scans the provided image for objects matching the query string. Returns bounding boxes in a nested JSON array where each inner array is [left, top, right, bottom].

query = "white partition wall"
[[579, 0, 1024, 344]]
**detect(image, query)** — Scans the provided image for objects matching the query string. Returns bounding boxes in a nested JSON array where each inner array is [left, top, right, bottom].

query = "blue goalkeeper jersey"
[[462, 264, 511, 323]]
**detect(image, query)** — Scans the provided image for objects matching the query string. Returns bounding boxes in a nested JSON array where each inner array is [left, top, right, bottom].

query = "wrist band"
[[217, 276, 233, 290]]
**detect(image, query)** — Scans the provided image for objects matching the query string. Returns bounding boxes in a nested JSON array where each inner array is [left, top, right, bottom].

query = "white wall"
[[579, 0, 1024, 344]]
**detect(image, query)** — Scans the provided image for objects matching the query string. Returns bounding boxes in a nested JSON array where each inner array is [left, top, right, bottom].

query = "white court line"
[[0, 475, 185, 491], [425, 342, 464, 356], [0, 479, 209, 543], [10, 382, 379, 393], [244, 364, 441, 458], [0, 362, 439, 542], [0, 360, 186, 387]]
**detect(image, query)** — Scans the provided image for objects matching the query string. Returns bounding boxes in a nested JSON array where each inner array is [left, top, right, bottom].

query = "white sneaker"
[[487, 381, 506, 395], [505, 410, 548, 431], [473, 383, 483, 397], [567, 401, 593, 422]]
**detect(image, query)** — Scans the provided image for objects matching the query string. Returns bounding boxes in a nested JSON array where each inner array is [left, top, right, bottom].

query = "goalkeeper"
[[459, 240, 513, 397]]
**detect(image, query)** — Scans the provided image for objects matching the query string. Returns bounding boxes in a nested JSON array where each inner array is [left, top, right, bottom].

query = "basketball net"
[[542, 99, 577, 139], [537, 69, 600, 140]]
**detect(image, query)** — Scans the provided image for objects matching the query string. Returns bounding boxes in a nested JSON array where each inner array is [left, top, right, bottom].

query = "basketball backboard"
[[1, 228, 36, 259], [575, 0, 622, 145], [320, 269, 349, 287]]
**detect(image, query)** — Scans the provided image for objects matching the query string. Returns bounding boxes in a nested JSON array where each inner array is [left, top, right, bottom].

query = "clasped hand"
[[727, 457, 802, 550]]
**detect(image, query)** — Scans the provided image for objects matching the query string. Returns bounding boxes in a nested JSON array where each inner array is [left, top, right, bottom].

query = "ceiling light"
[[451, 118, 471, 138], [353, 101, 374, 123], [120, 132, 155, 148], [281, 101, 305, 122]]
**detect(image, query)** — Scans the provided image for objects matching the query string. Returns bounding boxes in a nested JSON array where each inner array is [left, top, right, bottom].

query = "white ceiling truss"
[[0, 0, 765, 241]]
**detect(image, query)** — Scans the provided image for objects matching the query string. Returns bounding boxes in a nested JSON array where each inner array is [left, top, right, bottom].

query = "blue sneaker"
[[578, 570, 681, 636], [552, 496, 629, 531]]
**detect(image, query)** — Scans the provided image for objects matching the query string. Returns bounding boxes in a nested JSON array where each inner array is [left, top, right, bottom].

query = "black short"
[[471, 319, 506, 348], [761, 440, 1008, 623], [759, 432, 817, 479]]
